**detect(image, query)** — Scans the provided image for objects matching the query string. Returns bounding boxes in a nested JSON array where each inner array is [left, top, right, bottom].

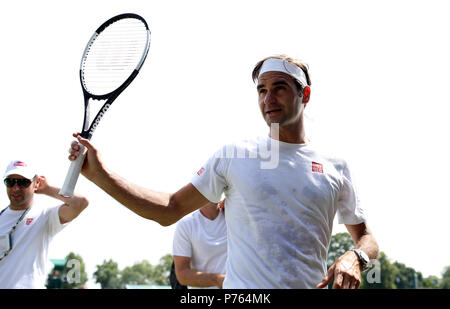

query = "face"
[[5, 175, 37, 209], [257, 71, 305, 128]]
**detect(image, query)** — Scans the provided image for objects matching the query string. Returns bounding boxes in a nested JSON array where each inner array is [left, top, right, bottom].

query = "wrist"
[[351, 249, 370, 271], [87, 163, 108, 185]]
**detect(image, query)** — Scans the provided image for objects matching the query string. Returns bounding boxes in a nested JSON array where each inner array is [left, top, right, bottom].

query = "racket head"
[[61, 14, 150, 197], [80, 13, 151, 99]]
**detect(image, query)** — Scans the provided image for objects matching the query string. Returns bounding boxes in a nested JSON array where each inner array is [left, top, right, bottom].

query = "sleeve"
[[336, 160, 366, 225], [190, 148, 228, 204], [46, 205, 68, 237], [172, 218, 192, 258]]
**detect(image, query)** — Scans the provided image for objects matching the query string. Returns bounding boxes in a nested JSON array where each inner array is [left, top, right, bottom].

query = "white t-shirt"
[[191, 136, 366, 289], [0, 203, 66, 288], [172, 209, 227, 289]]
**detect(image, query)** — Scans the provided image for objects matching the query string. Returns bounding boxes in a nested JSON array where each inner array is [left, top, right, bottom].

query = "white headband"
[[258, 58, 308, 87]]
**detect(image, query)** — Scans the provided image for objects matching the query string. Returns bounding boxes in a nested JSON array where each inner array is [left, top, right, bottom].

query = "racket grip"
[[59, 143, 87, 197]]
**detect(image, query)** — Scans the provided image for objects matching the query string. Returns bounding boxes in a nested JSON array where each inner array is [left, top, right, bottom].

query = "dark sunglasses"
[[4, 178, 32, 188]]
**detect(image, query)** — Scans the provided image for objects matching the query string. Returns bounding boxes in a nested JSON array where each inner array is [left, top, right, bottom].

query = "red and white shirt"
[[0, 203, 66, 288]]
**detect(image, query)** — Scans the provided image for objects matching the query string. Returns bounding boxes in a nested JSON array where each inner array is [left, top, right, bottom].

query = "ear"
[[302, 86, 311, 104], [34, 176, 41, 191]]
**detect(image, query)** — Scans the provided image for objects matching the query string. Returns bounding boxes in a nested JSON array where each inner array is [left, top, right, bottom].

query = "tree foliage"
[[52, 246, 448, 289], [439, 266, 450, 289], [93, 259, 124, 289], [327, 232, 354, 268], [327, 233, 444, 289], [151, 254, 172, 286], [121, 260, 154, 285], [92, 254, 173, 288]]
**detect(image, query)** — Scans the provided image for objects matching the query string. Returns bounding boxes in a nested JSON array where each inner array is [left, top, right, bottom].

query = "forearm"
[[72, 135, 206, 225], [346, 223, 379, 261], [40, 185, 65, 201], [177, 269, 224, 288], [355, 233, 379, 260], [92, 167, 174, 225]]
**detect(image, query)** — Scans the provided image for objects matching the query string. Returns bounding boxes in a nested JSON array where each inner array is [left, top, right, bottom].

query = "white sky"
[[1, 0, 449, 287]]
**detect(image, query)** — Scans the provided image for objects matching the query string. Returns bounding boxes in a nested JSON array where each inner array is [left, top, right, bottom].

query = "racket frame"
[[79, 13, 151, 140], [59, 13, 150, 197]]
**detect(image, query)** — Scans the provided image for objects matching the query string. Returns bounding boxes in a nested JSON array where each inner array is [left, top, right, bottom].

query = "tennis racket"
[[59, 13, 151, 197]]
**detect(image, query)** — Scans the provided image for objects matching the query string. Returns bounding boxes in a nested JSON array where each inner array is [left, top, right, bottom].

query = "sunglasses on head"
[[4, 178, 32, 188]]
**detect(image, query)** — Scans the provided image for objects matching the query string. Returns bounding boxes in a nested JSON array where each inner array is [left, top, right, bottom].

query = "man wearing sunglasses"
[[0, 160, 89, 288]]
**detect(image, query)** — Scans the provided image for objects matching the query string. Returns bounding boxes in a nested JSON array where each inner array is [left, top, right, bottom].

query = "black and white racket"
[[60, 13, 151, 197]]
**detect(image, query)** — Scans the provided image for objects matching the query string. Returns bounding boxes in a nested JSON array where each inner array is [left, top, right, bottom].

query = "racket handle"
[[59, 143, 86, 197]]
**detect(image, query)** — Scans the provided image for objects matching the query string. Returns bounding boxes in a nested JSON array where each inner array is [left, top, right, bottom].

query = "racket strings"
[[82, 18, 149, 96]]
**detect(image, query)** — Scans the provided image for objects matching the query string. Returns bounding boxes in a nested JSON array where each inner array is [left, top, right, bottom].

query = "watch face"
[[360, 251, 370, 263], [353, 249, 370, 268]]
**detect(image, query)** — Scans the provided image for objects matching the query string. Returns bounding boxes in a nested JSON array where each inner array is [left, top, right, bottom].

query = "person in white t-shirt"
[[0, 160, 89, 289], [172, 200, 227, 289], [67, 54, 379, 289]]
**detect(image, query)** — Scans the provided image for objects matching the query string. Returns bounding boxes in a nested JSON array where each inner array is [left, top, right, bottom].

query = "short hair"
[[252, 55, 311, 91]]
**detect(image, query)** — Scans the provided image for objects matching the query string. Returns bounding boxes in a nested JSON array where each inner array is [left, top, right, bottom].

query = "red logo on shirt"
[[312, 162, 323, 174], [26, 218, 34, 225], [197, 167, 205, 176]]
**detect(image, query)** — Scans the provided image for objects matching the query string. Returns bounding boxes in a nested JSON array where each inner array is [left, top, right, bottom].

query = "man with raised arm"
[[0, 160, 89, 288], [68, 55, 378, 288]]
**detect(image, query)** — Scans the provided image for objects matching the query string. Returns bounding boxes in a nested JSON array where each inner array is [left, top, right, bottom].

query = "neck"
[[9, 200, 33, 211], [269, 121, 307, 144], [9, 205, 31, 211]]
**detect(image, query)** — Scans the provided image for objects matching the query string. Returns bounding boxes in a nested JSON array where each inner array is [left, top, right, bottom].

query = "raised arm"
[[35, 176, 89, 224], [68, 134, 210, 226]]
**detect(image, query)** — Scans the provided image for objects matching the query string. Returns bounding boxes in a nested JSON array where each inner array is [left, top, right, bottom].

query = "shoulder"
[[29, 202, 60, 217], [174, 211, 200, 241]]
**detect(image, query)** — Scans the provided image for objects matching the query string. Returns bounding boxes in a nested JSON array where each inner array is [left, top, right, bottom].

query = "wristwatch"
[[351, 249, 371, 271]]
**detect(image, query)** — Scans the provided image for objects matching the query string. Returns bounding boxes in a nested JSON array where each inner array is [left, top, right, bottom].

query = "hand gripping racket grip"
[[59, 142, 86, 197]]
